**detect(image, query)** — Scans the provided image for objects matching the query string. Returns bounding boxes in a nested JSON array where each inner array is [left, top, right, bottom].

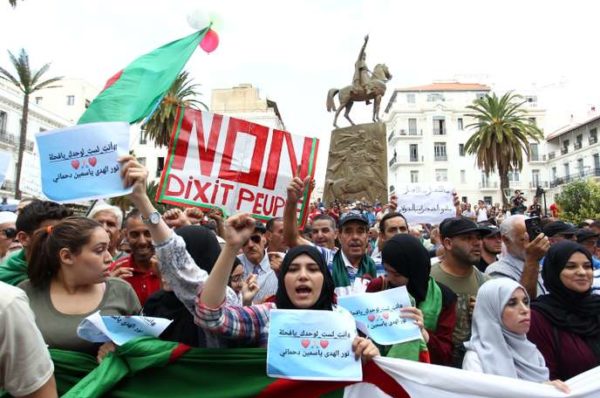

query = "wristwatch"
[[142, 211, 161, 225]]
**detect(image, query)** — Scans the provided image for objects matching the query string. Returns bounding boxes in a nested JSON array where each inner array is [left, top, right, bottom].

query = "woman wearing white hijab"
[[463, 278, 569, 393]]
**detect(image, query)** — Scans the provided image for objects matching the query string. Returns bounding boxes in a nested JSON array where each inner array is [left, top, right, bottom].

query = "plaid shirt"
[[195, 300, 276, 347]]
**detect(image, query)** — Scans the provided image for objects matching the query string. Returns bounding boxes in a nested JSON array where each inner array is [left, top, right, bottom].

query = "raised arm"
[[200, 213, 255, 308], [283, 176, 312, 248], [357, 34, 369, 61]]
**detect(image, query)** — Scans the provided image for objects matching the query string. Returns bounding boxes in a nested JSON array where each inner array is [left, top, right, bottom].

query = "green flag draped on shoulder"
[[78, 28, 208, 125]]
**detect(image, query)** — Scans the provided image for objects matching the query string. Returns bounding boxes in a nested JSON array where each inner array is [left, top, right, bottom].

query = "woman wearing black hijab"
[[367, 234, 456, 365], [195, 213, 380, 360], [528, 241, 600, 380]]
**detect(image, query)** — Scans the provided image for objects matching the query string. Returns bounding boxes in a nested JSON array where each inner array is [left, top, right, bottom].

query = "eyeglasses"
[[243, 235, 262, 246], [1, 228, 16, 239]]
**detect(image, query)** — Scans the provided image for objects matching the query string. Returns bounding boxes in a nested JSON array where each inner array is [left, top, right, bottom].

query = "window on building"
[[532, 169, 540, 187], [459, 143, 465, 156], [529, 117, 537, 125], [590, 128, 598, 144], [457, 118, 464, 131], [406, 93, 416, 103], [564, 163, 570, 177], [156, 157, 165, 177], [594, 154, 600, 171], [481, 172, 489, 188], [410, 170, 419, 183], [462, 196, 468, 204], [530, 143, 539, 161], [408, 118, 417, 135], [562, 139, 569, 154], [35, 97, 42, 105], [139, 132, 147, 145], [67, 95, 75, 106], [508, 171, 520, 182], [138, 157, 146, 166], [576, 134, 583, 149], [0, 111, 6, 133], [427, 93, 445, 102], [433, 117, 446, 135], [483, 196, 492, 205], [460, 170, 466, 184], [434, 142, 447, 161], [409, 144, 418, 162], [526, 96, 537, 103], [476, 92, 486, 100], [435, 169, 448, 182], [578, 158, 585, 176], [551, 167, 557, 181]]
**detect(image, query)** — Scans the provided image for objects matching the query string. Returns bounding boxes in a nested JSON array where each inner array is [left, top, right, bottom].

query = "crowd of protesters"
[[5, 157, 600, 395]]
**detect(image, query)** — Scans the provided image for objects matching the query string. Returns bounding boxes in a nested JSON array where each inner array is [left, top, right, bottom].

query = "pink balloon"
[[200, 29, 219, 53]]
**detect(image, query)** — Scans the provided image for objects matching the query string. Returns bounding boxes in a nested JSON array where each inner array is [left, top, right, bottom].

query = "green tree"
[[0, 49, 62, 198], [464, 92, 543, 206], [555, 180, 600, 224], [142, 71, 207, 148]]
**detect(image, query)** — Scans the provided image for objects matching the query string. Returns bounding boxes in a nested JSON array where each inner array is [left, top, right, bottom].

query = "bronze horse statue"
[[326, 63, 392, 128]]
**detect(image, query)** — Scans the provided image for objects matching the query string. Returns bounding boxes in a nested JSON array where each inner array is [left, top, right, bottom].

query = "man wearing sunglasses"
[[238, 222, 278, 304], [0, 212, 20, 262]]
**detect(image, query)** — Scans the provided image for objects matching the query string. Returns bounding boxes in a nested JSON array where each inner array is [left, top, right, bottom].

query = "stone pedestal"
[[323, 122, 388, 205]]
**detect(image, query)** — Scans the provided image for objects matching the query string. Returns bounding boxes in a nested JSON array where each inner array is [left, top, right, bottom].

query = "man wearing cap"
[[485, 215, 549, 299], [543, 220, 578, 244], [476, 221, 501, 272], [430, 217, 489, 367], [0, 211, 20, 262], [284, 177, 376, 296], [238, 221, 278, 303], [576, 229, 600, 294]]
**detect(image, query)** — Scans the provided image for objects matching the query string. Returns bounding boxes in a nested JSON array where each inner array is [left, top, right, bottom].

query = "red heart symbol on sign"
[[71, 160, 80, 169], [367, 314, 376, 322], [301, 339, 310, 348], [383, 312, 389, 319], [88, 157, 97, 167], [320, 340, 329, 349]]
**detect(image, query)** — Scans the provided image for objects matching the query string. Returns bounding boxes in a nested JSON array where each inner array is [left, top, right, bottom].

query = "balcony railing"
[[479, 181, 498, 189], [590, 136, 598, 145], [561, 147, 569, 155], [550, 167, 600, 188], [574, 142, 583, 150], [548, 152, 556, 159], [434, 155, 447, 161], [529, 181, 549, 189], [0, 132, 35, 151], [433, 129, 446, 136]]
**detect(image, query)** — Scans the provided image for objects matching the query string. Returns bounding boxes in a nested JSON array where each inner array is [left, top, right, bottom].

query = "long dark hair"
[[275, 245, 335, 310], [28, 217, 103, 288]]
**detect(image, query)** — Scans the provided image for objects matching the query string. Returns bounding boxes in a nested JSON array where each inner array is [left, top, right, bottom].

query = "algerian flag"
[[78, 28, 208, 125], [49, 337, 597, 398]]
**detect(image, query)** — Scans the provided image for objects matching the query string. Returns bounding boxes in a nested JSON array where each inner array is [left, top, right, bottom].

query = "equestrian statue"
[[326, 35, 393, 128]]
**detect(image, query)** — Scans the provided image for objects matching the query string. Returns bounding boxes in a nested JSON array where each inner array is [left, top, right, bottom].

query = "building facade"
[[384, 82, 546, 206], [544, 112, 600, 202], [0, 79, 72, 196]]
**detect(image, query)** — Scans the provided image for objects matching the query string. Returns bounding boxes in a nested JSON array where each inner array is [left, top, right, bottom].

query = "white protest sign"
[[77, 311, 172, 346], [337, 286, 422, 345], [0, 150, 11, 188], [20, 150, 47, 199], [267, 309, 361, 381], [395, 183, 455, 225]]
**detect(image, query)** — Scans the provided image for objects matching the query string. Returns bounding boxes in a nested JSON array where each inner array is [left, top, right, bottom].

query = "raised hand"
[[163, 208, 191, 229], [224, 213, 256, 249], [241, 274, 260, 305]]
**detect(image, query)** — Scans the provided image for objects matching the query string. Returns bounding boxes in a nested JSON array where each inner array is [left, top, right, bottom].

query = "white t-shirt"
[[476, 207, 488, 222], [0, 281, 54, 396]]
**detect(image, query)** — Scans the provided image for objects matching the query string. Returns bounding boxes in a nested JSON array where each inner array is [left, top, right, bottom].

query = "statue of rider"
[[352, 35, 372, 104]]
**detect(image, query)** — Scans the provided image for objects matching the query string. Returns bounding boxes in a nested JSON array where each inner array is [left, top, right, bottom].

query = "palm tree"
[[142, 71, 207, 147], [0, 49, 62, 198], [464, 92, 543, 207]]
